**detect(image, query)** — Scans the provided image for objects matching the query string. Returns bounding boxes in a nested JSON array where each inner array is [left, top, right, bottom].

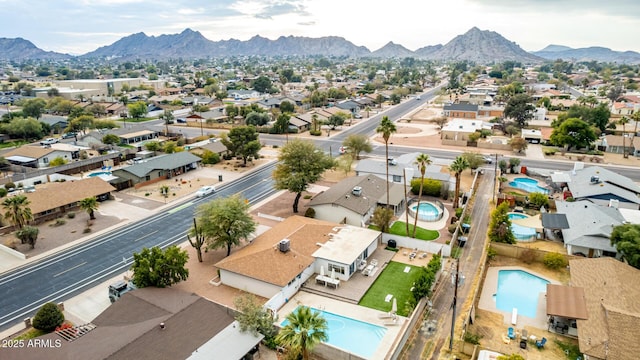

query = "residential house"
[[476, 106, 504, 118], [112, 152, 201, 189], [553, 165, 640, 209], [22, 177, 115, 224], [443, 103, 478, 119], [568, 258, 640, 360], [228, 89, 260, 100], [4, 145, 77, 169], [611, 101, 640, 116], [521, 129, 543, 143], [255, 97, 284, 110], [335, 99, 362, 116], [595, 134, 637, 155], [2, 287, 263, 360], [186, 138, 230, 157], [440, 119, 490, 143], [555, 200, 624, 258], [215, 215, 381, 306], [308, 175, 406, 226], [39, 115, 68, 133], [108, 128, 162, 150]]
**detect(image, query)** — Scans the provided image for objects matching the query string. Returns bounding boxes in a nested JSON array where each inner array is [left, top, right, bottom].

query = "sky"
[[3, 0, 640, 55]]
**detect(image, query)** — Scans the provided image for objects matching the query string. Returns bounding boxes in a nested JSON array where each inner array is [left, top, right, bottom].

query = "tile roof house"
[[2, 287, 262, 360], [216, 216, 381, 309], [112, 152, 201, 189], [555, 200, 625, 258], [569, 257, 640, 360], [559, 166, 640, 209], [308, 174, 406, 226]]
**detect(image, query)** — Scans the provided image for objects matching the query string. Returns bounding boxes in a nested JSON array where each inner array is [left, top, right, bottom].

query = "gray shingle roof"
[[121, 152, 202, 178], [443, 103, 479, 112], [567, 166, 640, 205], [556, 200, 625, 248], [309, 175, 403, 215], [541, 213, 570, 229]]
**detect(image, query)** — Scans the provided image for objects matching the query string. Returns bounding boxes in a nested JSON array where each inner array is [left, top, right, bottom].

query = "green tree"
[[619, 116, 631, 158], [509, 137, 528, 153], [234, 293, 277, 346], [412, 153, 432, 238], [371, 206, 394, 233], [66, 115, 94, 134], [2, 195, 33, 229], [461, 152, 483, 171], [528, 192, 549, 209], [342, 134, 373, 160], [79, 197, 99, 220], [220, 126, 261, 165], [449, 156, 470, 208], [280, 100, 295, 114], [127, 101, 148, 120], [145, 141, 162, 155], [252, 76, 273, 93], [488, 202, 516, 244], [273, 139, 334, 213], [376, 116, 397, 208], [276, 305, 328, 360], [131, 246, 189, 288], [550, 118, 597, 151], [508, 158, 521, 173], [32, 302, 64, 332], [16, 225, 39, 249], [273, 113, 290, 134], [195, 194, 256, 257], [159, 109, 174, 135], [610, 223, 640, 269], [326, 113, 345, 129], [199, 149, 220, 165], [504, 94, 535, 127], [163, 140, 178, 153], [245, 111, 271, 127], [21, 98, 46, 119], [102, 134, 120, 146]]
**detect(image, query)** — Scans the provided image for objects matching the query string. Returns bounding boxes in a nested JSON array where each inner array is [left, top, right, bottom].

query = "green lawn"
[[389, 221, 439, 241], [358, 261, 423, 317]]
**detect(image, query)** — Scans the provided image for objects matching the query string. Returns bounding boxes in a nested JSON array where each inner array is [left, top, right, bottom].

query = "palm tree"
[[449, 156, 470, 209], [413, 153, 432, 237], [79, 197, 99, 220], [376, 116, 397, 209], [2, 195, 33, 229], [619, 116, 630, 158], [276, 306, 328, 360]]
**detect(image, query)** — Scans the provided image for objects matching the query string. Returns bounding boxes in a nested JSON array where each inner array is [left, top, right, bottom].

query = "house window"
[[328, 263, 345, 275], [603, 251, 617, 258], [43, 157, 49, 164], [392, 175, 401, 183]]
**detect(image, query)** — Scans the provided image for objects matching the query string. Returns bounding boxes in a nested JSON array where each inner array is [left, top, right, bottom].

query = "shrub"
[[303, 194, 312, 199], [54, 218, 66, 226], [455, 208, 463, 218], [543, 252, 568, 269], [83, 227, 91, 233], [0, 188, 7, 197], [32, 302, 64, 332], [304, 207, 316, 218], [5, 182, 15, 190], [448, 223, 458, 234], [410, 178, 442, 196], [309, 130, 322, 136], [528, 192, 548, 209], [487, 246, 497, 261], [519, 249, 537, 264], [67, 212, 76, 219], [464, 331, 482, 345]]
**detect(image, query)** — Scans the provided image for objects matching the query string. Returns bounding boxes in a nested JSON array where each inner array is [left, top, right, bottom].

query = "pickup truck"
[[40, 138, 59, 145]]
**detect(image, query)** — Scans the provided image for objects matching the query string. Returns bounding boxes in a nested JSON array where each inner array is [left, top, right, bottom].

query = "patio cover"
[[511, 214, 543, 230], [550, 172, 572, 183], [541, 213, 570, 229], [546, 284, 589, 320], [6, 155, 36, 163]]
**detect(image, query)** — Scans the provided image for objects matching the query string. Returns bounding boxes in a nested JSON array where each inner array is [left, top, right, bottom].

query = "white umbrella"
[[392, 297, 397, 314], [331, 268, 336, 280], [320, 266, 325, 277]]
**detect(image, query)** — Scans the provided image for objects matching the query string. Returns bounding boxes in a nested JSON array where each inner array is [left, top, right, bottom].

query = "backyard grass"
[[358, 261, 423, 317], [389, 221, 439, 241]]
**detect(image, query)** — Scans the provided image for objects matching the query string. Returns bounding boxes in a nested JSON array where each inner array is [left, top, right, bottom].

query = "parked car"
[[195, 185, 216, 197], [483, 155, 493, 164], [177, 118, 187, 123], [40, 137, 59, 145], [61, 132, 76, 139]]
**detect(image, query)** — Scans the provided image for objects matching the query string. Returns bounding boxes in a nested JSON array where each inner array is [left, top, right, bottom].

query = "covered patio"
[[546, 284, 588, 337]]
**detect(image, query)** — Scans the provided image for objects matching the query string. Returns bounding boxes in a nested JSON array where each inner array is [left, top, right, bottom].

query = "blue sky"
[[3, 0, 640, 55]]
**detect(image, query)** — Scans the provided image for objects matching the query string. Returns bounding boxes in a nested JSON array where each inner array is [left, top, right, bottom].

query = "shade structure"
[[511, 215, 543, 230], [392, 297, 397, 314]]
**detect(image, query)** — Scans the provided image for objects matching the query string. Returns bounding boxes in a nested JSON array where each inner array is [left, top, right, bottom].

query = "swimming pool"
[[494, 270, 549, 318], [87, 171, 112, 177], [508, 177, 549, 194], [508, 213, 537, 240], [280, 306, 386, 359], [409, 201, 443, 221]]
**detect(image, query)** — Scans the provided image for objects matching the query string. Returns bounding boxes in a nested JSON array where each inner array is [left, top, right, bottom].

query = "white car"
[[40, 138, 59, 145], [195, 185, 216, 197]]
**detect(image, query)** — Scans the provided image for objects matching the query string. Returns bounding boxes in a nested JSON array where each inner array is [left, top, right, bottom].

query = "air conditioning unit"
[[352, 186, 362, 196], [278, 239, 290, 253]]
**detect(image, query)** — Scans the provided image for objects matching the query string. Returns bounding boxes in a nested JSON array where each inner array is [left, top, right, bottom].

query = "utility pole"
[[492, 153, 499, 203], [403, 168, 410, 236], [449, 257, 460, 351]]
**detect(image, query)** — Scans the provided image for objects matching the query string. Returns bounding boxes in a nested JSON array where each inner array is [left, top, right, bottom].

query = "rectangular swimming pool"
[[494, 270, 549, 318], [280, 306, 387, 359]]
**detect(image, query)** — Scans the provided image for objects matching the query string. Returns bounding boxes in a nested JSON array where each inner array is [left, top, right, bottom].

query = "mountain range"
[[1, 27, 639, 64]]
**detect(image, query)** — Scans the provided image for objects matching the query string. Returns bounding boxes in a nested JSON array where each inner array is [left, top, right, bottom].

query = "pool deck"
[[478, 266, 561, 330], [278, 291, 407, 360]]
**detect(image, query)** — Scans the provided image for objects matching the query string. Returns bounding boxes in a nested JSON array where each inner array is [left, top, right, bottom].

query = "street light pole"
[[449, 257, 459, 351]]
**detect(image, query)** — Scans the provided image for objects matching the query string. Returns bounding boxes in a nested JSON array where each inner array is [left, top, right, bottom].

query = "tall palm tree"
[[2, 195, 33, 229], [413, 153, 432, 237], [449, 156, 470, 209], [376, 116, 397, 209], [276, 306, 328, 360], [619, 116, 630, 158], [79, 197, 99, 220]]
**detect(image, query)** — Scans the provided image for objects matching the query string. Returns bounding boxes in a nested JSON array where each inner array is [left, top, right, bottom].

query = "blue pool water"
[[508, 213, 537, 240], [280, 307, 386, 359], [495, 270, 550, 318], [88, 171, 112, 177], [410, 202, 442, 221], [508, 177, 549, 194]]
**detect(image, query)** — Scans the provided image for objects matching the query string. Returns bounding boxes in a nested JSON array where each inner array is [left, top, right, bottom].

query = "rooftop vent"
[[590, 175, 600, 184], [278, 239, 290, 253], [352, 186, 363, 196]]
